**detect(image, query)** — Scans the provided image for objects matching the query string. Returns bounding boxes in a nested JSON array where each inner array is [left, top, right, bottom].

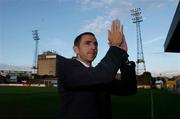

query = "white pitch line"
[[150, 90, 154, 119]]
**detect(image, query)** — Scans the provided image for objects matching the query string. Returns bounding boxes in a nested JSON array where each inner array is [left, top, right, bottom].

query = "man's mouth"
[[88, 52, 96, 55]]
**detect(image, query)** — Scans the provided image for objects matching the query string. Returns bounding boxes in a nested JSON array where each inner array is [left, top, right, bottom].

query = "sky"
[[0, 0, 180, 76]]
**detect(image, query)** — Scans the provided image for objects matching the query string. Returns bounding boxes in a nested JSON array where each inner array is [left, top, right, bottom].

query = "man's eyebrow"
[[84, 41, 98, 45], [84, 40, 94, 43], [85, 40, 92, 42]]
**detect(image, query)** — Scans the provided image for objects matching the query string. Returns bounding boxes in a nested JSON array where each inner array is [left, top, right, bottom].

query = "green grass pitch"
[[0, 86, 179, 119]]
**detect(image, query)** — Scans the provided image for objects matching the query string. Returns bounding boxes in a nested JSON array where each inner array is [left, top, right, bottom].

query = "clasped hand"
[[108, 19, 128, 52]]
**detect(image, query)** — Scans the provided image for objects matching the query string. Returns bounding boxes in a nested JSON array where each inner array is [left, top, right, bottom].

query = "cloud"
[[168, 0, 178, 2], [138, 0, 178, 10], [143, 36, 165, 45], [80, 16, 111, 34], [76, 0, 178, 11], [41, 37, 73, 56], [77, 0, 114, 9], [77, 0, 178, 35], [47, 38, 68, 47], [78, 0, 133, 34], [77, 0, 133, 13], [156, 3, 165, 8]]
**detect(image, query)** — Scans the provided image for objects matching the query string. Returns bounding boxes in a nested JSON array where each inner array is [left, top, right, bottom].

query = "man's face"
[[74, 34, 98, 64]]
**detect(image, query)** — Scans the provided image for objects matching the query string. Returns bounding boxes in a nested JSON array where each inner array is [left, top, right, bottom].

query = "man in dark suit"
[[58, 19, 137, 119]]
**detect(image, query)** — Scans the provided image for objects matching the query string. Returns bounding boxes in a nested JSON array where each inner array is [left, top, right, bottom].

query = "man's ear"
[[73, 46, 79, 54]]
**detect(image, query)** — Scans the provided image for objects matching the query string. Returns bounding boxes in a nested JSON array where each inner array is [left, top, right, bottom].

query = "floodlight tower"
[[32, 30, 40, 74], [130, 8, 146, 75]]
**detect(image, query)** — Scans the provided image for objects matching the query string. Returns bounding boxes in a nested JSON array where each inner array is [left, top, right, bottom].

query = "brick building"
[[37, 51, 60, 77]]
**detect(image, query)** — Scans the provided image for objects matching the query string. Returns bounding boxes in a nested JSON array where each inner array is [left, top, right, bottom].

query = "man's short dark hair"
[[74, 32, 95, 46]]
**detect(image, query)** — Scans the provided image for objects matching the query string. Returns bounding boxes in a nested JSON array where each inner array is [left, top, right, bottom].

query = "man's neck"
[[76, 58, 91, 68]]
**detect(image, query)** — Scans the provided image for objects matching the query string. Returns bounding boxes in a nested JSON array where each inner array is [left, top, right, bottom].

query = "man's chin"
[[88, 57, 96, 62]]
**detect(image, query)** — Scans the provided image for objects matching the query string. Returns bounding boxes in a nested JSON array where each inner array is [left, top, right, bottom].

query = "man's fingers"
[[121, 38, 128, 52], [114, 20, 117, 31], [123, 34, 125, 40], [117, 20, 120, 32], [111, 20, 115, 32], [121, 24, 123, 33], [108, 19, 126, 46], [108, 30, 111, 41], [115, 19, 119, 30], [111, 19, 122, 32], [108, 30, 112, 45]]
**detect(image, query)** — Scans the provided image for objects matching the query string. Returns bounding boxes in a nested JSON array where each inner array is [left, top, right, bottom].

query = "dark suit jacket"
[[57, 46, 137, 119]]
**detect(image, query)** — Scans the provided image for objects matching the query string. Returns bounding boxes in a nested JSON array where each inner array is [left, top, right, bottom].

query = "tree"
[[136, 72, 152, 85]]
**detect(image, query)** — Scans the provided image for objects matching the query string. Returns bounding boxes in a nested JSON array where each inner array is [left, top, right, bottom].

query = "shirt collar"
[[75, 59, 91, 68]]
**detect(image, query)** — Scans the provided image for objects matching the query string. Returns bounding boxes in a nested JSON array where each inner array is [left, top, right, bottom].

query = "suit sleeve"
[[58, 46, 129, 89], [110, 61, 137, 95]]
